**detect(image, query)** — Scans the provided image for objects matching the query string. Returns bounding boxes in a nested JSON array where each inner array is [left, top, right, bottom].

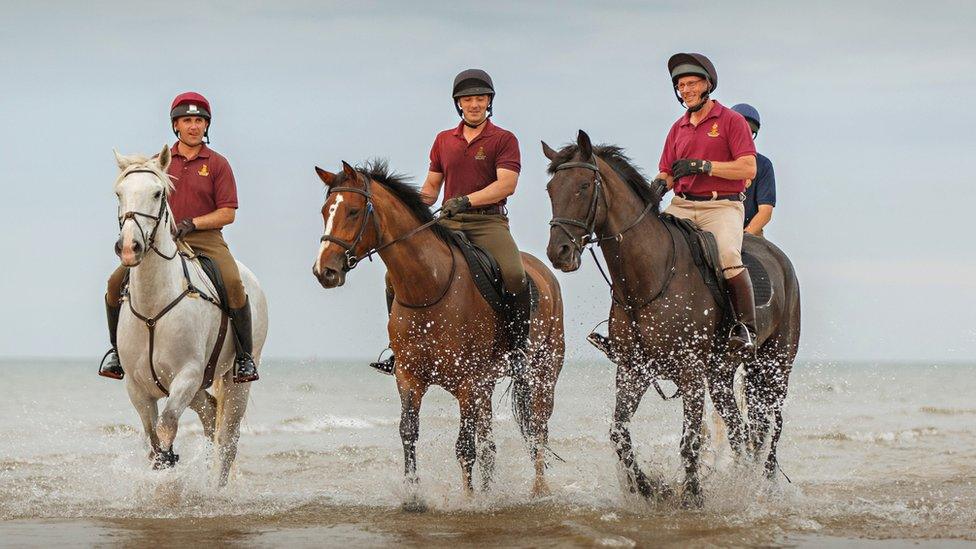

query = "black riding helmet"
[[452, 69, 495, 118], [667, 53, 718, 113]]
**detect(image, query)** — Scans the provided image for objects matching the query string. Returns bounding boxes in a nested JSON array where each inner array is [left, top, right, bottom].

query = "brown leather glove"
[[173, 219, 196, 240]]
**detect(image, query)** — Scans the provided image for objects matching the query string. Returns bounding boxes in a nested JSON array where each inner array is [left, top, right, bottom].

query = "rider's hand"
[[441, 195, 471, 218], [671, 159, 712, 181], [650, 178, 669, 198], [173, 218, 196, 240]]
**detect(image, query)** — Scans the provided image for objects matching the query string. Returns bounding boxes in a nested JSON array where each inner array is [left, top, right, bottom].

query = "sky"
[[1, 1, 974, 363]]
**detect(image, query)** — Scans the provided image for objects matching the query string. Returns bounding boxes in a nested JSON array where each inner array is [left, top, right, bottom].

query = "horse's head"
[[543, 130, 607, 272], [312, 161, 382, 288], [113, 145, 173, 267]]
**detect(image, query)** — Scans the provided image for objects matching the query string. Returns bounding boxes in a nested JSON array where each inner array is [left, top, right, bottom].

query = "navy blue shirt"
[[744, 152, 776, 227]]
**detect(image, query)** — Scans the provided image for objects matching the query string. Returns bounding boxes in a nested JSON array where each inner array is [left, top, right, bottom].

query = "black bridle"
[[117, 168, 177, 261], [547, 157, 656, 252], [321, 171, 447, 273]]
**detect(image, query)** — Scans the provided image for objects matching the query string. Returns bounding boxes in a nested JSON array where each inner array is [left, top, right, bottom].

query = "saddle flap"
[[194, 254, 230, 314], [449, 231, 539, 316]]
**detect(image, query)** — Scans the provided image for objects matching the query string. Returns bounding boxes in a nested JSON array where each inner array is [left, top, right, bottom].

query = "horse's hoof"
[[531, 480, 552, 498], [402, 496, 428, 513], [153, 449, 179, 469], [680, 482, 704, 510]]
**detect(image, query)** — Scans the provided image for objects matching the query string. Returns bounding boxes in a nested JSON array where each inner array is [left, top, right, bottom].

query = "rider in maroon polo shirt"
[[370, 69, 531, 375], [99, 92, 259, 383], [652, 53, 760, 353]]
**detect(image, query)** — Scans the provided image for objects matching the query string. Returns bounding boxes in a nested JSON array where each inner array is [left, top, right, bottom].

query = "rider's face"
[[173, 116, 208, 145], [458, 95, 490, 124], [676, 76, 708, 109]]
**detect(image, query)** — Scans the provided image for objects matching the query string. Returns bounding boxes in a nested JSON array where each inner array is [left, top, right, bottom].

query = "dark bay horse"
[[543, 131, 800, 508], [312, 161, 565, 504]]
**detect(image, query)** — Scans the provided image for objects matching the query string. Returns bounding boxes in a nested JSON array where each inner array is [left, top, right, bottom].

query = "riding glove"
[[442, 195, 471, 218], [173, 219, 196, 240], [650, 178, 669, 197], [671, 159, 712, 181]]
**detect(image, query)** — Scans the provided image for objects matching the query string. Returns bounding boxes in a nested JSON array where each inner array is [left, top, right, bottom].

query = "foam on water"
[[1, 359, 974, 544]]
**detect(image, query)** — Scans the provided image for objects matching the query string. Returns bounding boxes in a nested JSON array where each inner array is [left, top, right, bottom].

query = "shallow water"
[[1, 360, 974, 546]]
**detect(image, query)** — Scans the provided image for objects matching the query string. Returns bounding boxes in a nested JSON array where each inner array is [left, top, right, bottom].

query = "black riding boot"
[[369, 288, 396, 375], [506, 283, 532, 377], [98, 301, 125, 379], [231, 297, 259, 383], [726, 270, 758, 354]]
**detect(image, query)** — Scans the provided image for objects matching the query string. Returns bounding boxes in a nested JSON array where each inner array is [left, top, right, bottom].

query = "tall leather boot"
[[725, 270, 757, 354], [98, 301, 125, 379], [369, 287, 396, 375], [231, 297, 259, 383], [506, 283, 532, 377]]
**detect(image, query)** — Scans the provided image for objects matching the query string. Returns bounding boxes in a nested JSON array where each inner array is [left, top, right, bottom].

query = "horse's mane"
[[547, 144, 660, 212], [334, 159, 453, 245], [114, 154, 176, 194]]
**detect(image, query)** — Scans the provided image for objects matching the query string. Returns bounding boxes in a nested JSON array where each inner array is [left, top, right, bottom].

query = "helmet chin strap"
[[686, 92, 710, 113]]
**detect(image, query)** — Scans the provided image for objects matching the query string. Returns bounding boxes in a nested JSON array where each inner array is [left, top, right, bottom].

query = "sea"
[[1, 359, 974, 547]]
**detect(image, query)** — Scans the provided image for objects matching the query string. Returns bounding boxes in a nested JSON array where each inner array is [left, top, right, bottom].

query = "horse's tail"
[[510, 365, 535, 444]]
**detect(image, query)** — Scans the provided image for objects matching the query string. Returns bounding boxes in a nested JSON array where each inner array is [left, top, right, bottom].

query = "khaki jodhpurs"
[[438, 212, 527, 293], [106, 229, 247, 309], [665, 196, 745, 279]]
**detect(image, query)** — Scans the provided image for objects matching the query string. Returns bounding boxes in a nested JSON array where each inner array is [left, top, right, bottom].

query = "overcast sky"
[[1, 1, 973, 363]]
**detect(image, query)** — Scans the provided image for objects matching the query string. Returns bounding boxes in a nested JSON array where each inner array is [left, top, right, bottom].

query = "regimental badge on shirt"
[[198, 164, 209, 176], [474, 146, 487, 160], [707, 123, 720, 138]]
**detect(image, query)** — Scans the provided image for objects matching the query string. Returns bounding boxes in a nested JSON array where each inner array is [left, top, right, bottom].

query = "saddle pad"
[[450, 231, 539, 316], [742, 251, 773, 307], [195, 254, 230, 314]]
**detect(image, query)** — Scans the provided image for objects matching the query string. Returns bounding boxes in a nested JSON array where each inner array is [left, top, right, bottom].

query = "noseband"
[[320, 172, 382, 271], [118, 168, 177, 260]]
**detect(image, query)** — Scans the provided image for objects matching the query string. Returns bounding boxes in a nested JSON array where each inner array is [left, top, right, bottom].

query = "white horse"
[[113, 145, 268, 485]]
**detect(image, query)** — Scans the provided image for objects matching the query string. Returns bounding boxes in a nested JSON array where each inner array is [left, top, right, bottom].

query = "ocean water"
[[1, 359, 974, 547]]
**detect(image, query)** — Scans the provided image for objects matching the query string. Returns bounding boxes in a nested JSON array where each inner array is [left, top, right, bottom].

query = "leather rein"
[[117, 168, 229, 396], [321, 171, 456, 308]]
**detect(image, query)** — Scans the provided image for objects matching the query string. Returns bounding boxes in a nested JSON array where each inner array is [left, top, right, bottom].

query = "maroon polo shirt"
[[167, 143, 238, 222], [429, 119, 521, 207], [658, 101, 756, 195]]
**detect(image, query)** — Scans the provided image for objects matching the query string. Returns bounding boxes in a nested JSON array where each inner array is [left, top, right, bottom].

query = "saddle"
[[449, 231, 539, 316], [661, 214, 773, 310]]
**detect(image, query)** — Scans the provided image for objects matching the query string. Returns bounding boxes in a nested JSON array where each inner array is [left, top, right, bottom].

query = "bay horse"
[[113, 147, 269, 485], [311, 161, 565, 505], [542, 131, 800, 508]]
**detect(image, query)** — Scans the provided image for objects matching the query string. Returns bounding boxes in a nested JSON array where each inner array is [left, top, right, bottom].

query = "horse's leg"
[[679, 370, 707, 509], [189, 390, 218, 442], [126, 382, 161, 462], [529, 349, 559, 498], [396, 370, 427, 511], [455, 388, 477, 495], [474, 384, 496, 492], [154, 369, 202, 468], [745, 360, 770, 461], [213, 372, 250, 487], [610, 364, 669, 501], [706, 358, 746, 457]]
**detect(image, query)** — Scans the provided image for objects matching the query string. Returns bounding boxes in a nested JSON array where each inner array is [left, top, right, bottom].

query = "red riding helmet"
[[170, 92, 212, 142]]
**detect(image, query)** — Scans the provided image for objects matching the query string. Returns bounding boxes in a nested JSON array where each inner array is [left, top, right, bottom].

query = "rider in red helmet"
[[652, 53, 760, 354], [100, 92, 259, 383]]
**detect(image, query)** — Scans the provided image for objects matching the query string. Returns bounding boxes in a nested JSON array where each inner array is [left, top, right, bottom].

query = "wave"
[[920, 407, 976, 416], [808, 427, 941, 443]]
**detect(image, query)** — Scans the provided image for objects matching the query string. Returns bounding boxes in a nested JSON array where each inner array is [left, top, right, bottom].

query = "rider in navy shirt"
[[732, 104, 776, 236]]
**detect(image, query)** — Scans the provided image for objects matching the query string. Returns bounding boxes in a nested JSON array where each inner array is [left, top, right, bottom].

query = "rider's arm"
[[745, 205, 773, 235], [191, 207, 236, 230], [709, 154, 756, 181], [420, 171, 444, 206], [466, 168, 518, 207]]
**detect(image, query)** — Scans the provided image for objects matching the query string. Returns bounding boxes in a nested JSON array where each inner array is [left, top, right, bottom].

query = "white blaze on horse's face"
[[116, 172, 165, 267], [314, 194, 344, 275]]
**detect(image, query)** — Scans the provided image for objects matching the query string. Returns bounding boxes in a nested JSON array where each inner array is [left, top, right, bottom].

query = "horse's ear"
[[341, 161, 357, 178], [315, 166, 336, 187], [541, 141, 558, 160], [577, 130, 593, 159], [114, 148, 137, 170], [156, 144, 171, 172]]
